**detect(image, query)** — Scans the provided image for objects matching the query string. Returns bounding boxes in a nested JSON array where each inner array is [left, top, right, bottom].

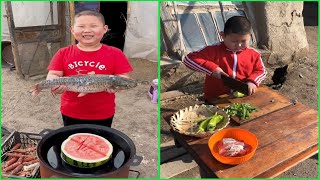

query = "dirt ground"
[[1, 58, 158, 178], [269, 26, 317, 111], [160, 25, 318, 178]]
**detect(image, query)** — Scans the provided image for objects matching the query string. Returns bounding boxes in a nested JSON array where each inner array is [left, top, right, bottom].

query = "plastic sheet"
[[123, 2, 158, 61]]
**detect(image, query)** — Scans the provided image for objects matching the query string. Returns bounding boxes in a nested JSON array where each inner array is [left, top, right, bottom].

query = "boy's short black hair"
[[74, 10, 105, 25], [224, 16, 251, 35]]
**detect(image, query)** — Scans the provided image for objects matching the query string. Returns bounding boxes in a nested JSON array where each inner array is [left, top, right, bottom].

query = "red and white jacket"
[[183, 43, 266, 100]]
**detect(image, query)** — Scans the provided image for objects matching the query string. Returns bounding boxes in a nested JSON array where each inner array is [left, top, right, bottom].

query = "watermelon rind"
[[61, 133, 113, 168]]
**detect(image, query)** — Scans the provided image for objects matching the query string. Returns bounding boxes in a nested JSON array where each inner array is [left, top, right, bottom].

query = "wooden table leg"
[[173, 138, 182, 148], [199, 166, 217, 178]]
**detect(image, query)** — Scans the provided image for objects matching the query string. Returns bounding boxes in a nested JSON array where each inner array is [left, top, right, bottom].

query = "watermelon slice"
[[61, 133, 113, 168]]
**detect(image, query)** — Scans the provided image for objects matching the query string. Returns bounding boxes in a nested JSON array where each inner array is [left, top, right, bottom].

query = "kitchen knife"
[[221, 75, 249, 96]]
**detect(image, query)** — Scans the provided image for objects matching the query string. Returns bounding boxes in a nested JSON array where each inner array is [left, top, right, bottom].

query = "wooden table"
[[162, 86, 318, 178]]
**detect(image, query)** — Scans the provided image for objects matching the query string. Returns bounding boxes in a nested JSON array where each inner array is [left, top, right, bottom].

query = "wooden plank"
[[257, 145, 318, 178], [185, 103, 318, 178], [173, 1, 186, 56], [58, 2, 67, 47], [15, 29, 61, 44], [69, 1, 75, 45], [4, 2, 24, 78], [50, 2, 54, 24], [209, 86, 294, 124], [160, 3, 182, 55], [14, 25, 60, 31], [215, 123, 318, 178], [17, 42, 51, 77], [160, 146, 187, 164], [239, 103, 318, 148]]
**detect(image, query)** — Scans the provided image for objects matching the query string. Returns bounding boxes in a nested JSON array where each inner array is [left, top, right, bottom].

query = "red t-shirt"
[[48, 44, 133, 120]]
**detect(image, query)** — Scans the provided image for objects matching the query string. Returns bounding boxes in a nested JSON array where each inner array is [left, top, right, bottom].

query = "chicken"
[[272, 65, 288, 89]]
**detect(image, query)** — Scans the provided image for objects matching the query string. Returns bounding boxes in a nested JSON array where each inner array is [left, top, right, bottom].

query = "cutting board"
[[207, 86, 295, 125]]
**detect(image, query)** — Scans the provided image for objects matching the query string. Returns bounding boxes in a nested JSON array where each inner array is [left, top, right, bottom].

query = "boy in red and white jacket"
[[183, 16, 266, 101]]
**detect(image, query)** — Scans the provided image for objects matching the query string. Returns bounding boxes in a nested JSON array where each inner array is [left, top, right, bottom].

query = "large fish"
[[31, 74, 139, 96]]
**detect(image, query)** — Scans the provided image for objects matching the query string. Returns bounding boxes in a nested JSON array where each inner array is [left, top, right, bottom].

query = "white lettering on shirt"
[[99, 65, 105, 70], [67, 60, 107, 71], [78, 61, 83, 66], [73, 61, 78, 68]]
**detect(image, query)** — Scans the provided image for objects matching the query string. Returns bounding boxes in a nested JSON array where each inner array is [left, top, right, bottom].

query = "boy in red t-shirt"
[[183, 16, 266, 101], [47, 10, 133, 127]]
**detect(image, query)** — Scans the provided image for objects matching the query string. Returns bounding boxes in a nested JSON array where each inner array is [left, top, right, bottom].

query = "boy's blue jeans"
[[62, 114, 114, 127]]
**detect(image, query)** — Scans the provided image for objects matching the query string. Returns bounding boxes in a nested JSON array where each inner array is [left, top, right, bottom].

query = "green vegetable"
[[223, 103, 257, 119], [233, 91, 246, 98], [197, 117, 211, 133], [207, 112, 224, 131]]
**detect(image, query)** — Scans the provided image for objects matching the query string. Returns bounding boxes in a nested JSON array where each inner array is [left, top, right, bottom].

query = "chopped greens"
[[223, 103, 257, 119]]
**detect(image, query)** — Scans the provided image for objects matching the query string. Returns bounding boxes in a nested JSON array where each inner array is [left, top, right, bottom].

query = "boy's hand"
[[104, 73, 128, 93], [51, 85, 67, 94], [105, 88, 117, 93], [211, 67, 229, 79], [47, 71, 66, 95], [247, 82, 257, 95]]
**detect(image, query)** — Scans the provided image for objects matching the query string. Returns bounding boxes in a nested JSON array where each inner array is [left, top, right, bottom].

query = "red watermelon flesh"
[[62, 133, 113, 161]]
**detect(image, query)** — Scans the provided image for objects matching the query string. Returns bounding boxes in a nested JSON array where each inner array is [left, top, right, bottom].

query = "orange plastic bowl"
[[208, 128, 258, 165]]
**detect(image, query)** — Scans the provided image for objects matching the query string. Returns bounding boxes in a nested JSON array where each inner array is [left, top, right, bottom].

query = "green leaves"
[[223, 103, 257, 119]]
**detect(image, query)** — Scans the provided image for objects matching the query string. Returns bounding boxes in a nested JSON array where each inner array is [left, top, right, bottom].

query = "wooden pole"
[[58, 2, 67, 47], [5, 2, 24, 78], [69, 1, 75, 44], [172, 2, 186, 58], [50, 2, 54, 25], [219, 1, 226, 24]]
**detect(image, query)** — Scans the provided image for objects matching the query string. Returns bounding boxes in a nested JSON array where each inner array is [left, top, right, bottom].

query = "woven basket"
[[170, 104, 230, 138]]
